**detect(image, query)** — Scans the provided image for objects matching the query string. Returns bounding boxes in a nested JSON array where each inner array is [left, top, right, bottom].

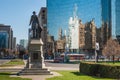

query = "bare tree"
[[102, 38, 120, 63]]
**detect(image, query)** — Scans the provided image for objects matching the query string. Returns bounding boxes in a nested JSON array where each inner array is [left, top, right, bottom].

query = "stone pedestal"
[[27, 39, 45, 68], [18, 39, 52, 75]]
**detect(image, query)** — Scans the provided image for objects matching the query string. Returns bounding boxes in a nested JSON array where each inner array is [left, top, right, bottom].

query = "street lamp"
[[94, 35, 97, 63], [95, 41, 99, 63]]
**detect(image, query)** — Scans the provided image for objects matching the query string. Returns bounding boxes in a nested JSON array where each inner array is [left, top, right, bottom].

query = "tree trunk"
[[118, 57, 120, 62], [112, 55, 115, 64]]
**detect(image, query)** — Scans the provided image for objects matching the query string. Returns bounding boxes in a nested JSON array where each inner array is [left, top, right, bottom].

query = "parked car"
[[54, 57, 64, 63]]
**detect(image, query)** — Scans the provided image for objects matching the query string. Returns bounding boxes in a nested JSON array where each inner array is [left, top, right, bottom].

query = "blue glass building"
[[101, 0, 112, 38], [116, 0, 120, 36], [0, 32, 8, 48], [47, 0, 101, 40]]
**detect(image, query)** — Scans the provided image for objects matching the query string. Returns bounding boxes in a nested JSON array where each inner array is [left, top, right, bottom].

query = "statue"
[[29, 11, 42, 38]]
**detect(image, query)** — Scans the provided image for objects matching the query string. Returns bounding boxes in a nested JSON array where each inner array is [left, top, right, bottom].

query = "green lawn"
[[0, 73, 31, 80], [0, 59, 24, 67], [47, 71, 113, 80]]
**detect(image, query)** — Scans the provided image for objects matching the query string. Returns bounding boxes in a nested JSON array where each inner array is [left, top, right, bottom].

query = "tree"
[[102, 38, 120, 64]]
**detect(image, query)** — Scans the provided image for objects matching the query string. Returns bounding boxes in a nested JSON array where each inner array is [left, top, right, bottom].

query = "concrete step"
[[18, 68, 53, 75], [19, 72, 53, 75], [24, 68, 48, 70], [21, 69, 50, 73]]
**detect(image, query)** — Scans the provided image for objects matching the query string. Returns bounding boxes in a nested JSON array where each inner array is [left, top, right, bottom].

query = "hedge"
[[79, 62, 120, 79]]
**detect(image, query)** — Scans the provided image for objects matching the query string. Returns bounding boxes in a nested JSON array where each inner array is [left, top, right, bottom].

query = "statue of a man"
[[29, 11, 42, 38]]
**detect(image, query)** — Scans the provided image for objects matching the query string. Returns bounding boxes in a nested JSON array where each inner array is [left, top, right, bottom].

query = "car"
[[54, 57, 64, 63]]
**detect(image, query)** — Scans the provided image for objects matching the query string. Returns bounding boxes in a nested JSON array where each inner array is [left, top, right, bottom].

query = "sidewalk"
[[11, 71, 62, 80], [9, 60, 62, 80], [48, 66, 78, 71]]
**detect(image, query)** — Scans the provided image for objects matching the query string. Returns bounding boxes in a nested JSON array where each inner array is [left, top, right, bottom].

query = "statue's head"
[[33, 11, 36, 14]]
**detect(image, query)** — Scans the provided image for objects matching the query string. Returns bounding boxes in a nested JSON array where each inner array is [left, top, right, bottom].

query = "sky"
[[0, 0, 46, 43]]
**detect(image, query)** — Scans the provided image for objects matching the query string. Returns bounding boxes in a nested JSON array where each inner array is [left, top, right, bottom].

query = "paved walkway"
[[2, 60, 78, 80], [9, 60, 62, 80], [11, 72, 62, 80], [47, 66, 78, 71]]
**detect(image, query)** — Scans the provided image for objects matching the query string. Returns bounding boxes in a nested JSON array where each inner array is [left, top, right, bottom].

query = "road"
[[45, 61, 79, 71], [0, 59, 10, 65]]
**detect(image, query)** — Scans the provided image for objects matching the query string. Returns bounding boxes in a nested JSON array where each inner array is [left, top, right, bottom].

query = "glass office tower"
[[47, 0, 101, 40], [47, 0, 114, 39], [47, 0, 115, 50], [0, 32, 8, 48], [116, 0, 120, 41], [101, 0, 112, 38]]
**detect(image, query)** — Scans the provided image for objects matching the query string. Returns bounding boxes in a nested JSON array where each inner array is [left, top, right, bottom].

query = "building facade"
[[38, 7, 48, 56], [0, 24, 14, 58], [79, 20, 85, 50], [46, 35, 54, 59], [56, 28, 66, 53], [84, 20, 96, 50], [0, 24, 13, 49], [100, 0, 113, 47], [12, 37, 16, 50], [19, 39, 28, 49], [115, 0, 120, 42], [47, 0, 120, 54]]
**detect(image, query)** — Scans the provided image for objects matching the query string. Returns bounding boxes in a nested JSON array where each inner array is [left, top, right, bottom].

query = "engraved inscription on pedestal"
[[33, 53, 38, 60]]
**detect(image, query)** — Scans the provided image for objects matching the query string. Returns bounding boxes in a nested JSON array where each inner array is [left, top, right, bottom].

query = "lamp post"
[[94, 35, 97, 63], [95, 33, 100, 63]]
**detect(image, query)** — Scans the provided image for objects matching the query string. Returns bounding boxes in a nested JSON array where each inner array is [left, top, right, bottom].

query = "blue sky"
[[0, 0, 46, 43]]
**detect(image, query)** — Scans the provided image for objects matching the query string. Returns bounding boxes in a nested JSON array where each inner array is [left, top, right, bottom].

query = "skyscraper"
[[101, 0, 112, 38], [47, 0, 115, 50], [38, 7, 48, 56], [115, 0, 120, 42], [0, 24, 13, 49], [19, 39, 28, 49], [47, 0, 101, 40]]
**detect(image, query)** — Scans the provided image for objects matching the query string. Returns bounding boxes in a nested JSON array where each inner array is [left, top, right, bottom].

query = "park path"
[[11, 72, 62, 80], [10, 60, 62, 80], [10, 60, 79, 80]]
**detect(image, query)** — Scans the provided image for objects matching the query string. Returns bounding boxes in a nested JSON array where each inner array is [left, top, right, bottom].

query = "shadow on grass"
[[0, 73, 10, 75], [71, 72, 83, 76]]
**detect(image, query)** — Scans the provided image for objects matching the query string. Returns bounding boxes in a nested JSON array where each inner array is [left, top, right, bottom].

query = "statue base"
[[18, 38, 52, 75]]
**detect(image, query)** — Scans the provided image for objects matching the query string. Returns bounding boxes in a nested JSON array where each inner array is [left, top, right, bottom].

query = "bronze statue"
[[29, 11, 42, 38]]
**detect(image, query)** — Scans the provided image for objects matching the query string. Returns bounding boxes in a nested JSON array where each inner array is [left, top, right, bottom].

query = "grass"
[[0, 73, 31, 80], [46, 71, 113, 80], [0, 59, 24, 67]]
